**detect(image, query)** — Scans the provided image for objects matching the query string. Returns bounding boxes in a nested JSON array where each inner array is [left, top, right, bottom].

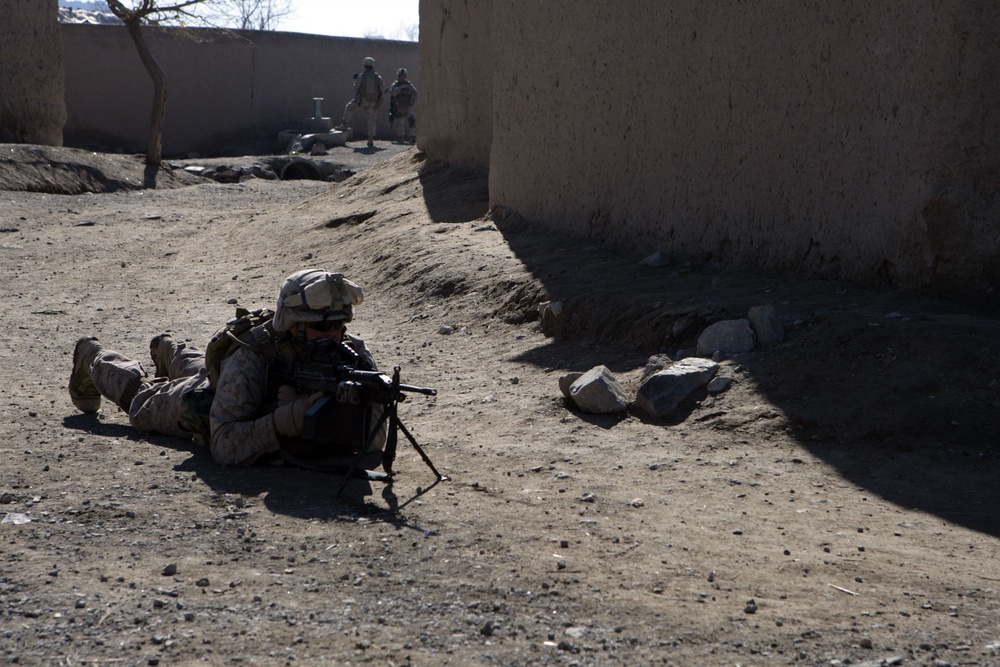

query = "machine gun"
[[389, 97, 398, 122], [273, 340, 444, 492]]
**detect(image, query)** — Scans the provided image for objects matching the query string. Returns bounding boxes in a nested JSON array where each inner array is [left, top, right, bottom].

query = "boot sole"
[[70, 337, 101, 413]]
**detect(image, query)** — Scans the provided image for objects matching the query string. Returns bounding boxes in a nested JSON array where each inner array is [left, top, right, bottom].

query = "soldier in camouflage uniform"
[[389, 68, 417, 144], [338, 56, 384, 148], [69, 270, 384, 467]]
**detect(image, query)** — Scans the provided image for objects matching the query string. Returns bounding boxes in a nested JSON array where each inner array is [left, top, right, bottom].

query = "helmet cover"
[[273, 269, 364, 332]]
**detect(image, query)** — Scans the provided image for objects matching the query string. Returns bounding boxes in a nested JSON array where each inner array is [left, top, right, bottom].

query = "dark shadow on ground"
[[418, 160, 490, 224], [62, 413, 432, 530], [416, 163, 1000, 538]]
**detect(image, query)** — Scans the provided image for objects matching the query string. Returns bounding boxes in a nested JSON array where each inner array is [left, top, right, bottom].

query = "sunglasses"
[[307, 320, 344, 332]]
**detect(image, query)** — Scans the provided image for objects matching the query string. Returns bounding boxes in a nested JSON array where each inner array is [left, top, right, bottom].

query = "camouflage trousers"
[[343, 99, 379, 141], [392, 107, 415, 142], [89, 340, 209, 441]]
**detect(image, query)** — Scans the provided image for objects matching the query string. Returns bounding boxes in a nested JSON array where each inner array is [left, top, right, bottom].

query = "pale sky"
[[279, 0, 420, 40]]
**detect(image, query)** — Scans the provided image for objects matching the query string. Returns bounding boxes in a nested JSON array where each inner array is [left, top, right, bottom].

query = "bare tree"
[[189, 0, 293, 31], [400, 22, 419, 42], [363, 22, 418, 42], [105, 0, 210, 185]]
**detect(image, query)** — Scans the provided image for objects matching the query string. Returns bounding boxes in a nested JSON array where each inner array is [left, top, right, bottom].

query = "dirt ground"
[[1, 142, 999, 667]]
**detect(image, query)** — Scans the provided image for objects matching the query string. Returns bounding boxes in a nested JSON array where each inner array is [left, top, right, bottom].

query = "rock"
[[539, 300, 564, 335], [558, 372, 583, 398], [672, 313, 700, 339], [568, 366, 629, 414], [747, 304, 784, 347], [640, 251, 670, 267], [633, 358, 720, 419], [642, 353, 673, 379], [707, 376, 732, 394], [161, 563, 177, 576], [696, 319, 756, 357]]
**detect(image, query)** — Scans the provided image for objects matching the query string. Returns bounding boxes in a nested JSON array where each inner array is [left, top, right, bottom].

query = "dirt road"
[[1, 143, 999, 666]]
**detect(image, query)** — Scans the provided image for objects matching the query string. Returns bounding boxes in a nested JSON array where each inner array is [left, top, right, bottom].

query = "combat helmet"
[[363, 56, 375, 69], [397, 68, 408, 78], [273, 269, 364, 333]]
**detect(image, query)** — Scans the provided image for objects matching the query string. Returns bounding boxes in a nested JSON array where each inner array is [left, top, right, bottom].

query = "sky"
[[278, 0, 420, 40]]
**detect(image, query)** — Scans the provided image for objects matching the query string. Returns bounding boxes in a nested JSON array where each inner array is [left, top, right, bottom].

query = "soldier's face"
[[295, 322, 345, 342]]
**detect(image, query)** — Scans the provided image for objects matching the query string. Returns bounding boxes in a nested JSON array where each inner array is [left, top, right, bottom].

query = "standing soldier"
[[389, 67, 417, 144], [339, 56, 384, 147]]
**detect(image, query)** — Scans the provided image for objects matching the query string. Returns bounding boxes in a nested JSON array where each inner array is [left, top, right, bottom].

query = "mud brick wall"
[[417, 0, 493, 170], [420, 1, 1000, 304], [60, 25, 419, 156]]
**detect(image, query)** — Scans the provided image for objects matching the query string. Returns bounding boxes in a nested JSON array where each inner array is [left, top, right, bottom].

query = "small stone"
[[161, 563, 177, 576], [196, 577, 210, 587], [744, 599, 758, 614]]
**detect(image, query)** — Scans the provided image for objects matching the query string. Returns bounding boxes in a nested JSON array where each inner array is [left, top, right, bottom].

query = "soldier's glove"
[[276, 384, 298, 406], [272, 391, 324, 438]]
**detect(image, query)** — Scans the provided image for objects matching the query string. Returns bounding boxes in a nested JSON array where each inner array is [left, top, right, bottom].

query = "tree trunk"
[[122, 17, 167, 179]]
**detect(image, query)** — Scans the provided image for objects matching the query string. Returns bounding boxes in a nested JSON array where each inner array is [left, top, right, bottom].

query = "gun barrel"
[[398, 384, 437, 396], [293, 366, 436, 397]]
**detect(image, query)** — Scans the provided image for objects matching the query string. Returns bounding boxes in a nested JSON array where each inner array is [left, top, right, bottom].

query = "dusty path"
[[1, 144, 999, 666]]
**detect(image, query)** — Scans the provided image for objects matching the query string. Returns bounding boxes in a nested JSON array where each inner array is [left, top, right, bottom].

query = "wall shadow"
[[415, 161, 1000, 538], [418, 160, 490, 223]]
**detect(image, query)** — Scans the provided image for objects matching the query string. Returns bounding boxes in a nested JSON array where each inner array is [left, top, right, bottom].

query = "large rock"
[[696, 319, 756, 357], [568, 366, 628, 414], [747, 305, 785, 348], [633, 358, 719, 420]]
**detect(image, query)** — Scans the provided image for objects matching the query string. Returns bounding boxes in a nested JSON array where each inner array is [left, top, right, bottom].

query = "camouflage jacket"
[[209, 345, 280, 466], [206, 333, 380, 466]]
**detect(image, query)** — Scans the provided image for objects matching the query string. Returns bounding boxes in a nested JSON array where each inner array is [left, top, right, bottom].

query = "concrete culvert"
[[279, 158, 323, 181]]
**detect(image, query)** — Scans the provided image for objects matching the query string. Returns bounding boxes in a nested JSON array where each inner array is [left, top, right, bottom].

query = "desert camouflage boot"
[[149, 333, 175, 378], [70, 336, 103, 413]]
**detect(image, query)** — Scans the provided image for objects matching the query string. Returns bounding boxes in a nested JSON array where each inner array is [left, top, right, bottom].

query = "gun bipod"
[[337, 366, 444, 495]]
